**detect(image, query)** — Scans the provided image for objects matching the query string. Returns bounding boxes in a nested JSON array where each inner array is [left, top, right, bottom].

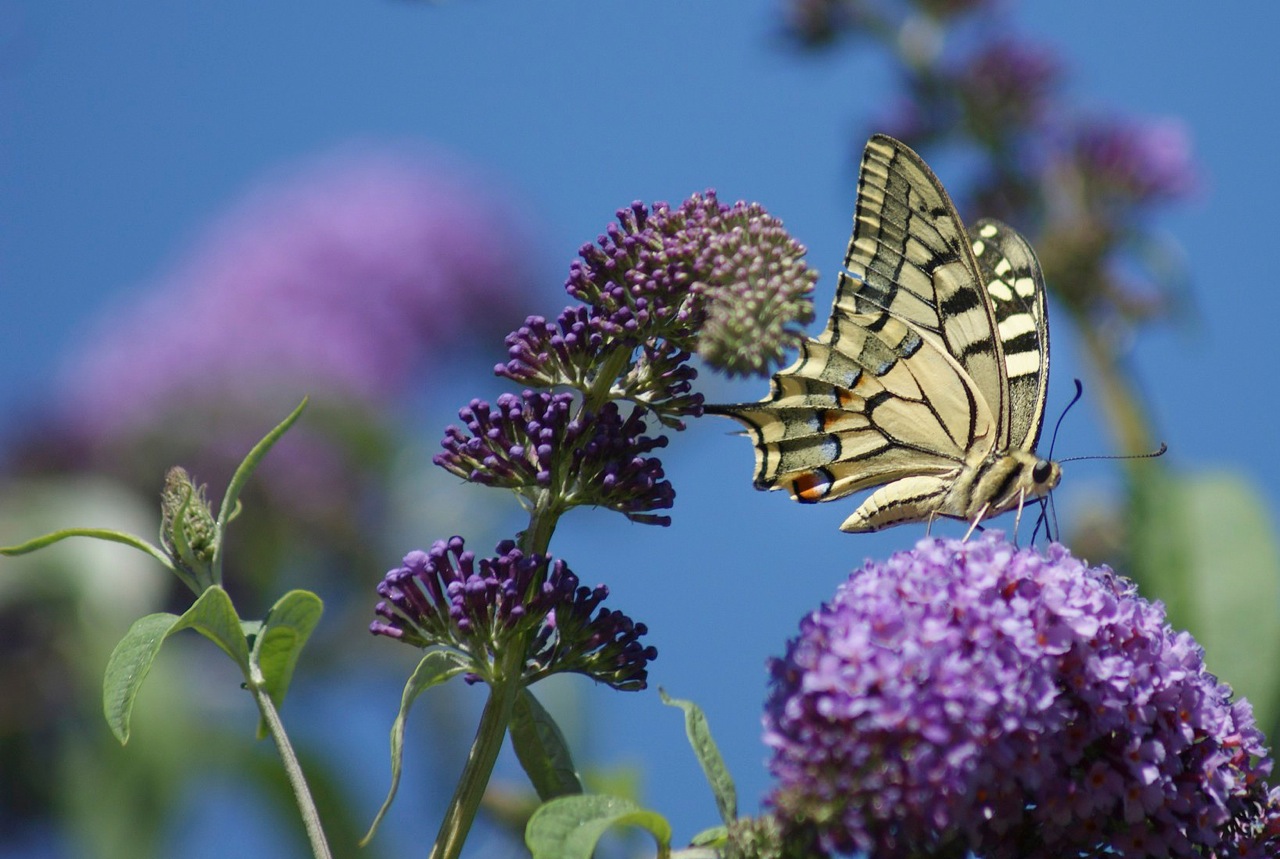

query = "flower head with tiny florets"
[[764, 533, 1273, 859], [370, 537, 655, 690], [562, 192, 816, 378]]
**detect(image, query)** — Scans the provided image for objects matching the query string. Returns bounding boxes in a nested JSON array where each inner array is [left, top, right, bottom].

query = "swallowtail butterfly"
[[709, 135, 1060, 533]]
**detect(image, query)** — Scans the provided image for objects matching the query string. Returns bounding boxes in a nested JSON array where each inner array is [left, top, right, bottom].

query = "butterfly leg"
[[963, 503, 991, 541], [1011, 489, 1028, 547]]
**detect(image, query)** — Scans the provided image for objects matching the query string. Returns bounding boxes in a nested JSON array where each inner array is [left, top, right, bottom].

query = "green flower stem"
[[429, 642, 528, 859], [1073, 316, 1157, 457], [431, 490, 564, 859], [246, 665, 333, 859]]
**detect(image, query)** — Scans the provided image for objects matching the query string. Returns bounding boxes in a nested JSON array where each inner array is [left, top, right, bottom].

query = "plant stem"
[[248, 668, 333, 859], [428, 645, 526, 859]]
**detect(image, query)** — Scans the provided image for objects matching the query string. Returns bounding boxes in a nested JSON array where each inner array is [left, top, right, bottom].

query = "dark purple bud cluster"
[[617, 342, 703, 430], [495, 305, 605, 390], [370, 537, 654, 690], [436, 391, 575, 489], [435, 391, 674, 524]]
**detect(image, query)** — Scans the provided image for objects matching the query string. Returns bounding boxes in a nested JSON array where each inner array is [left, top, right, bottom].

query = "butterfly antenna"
[[1028, 496, 1056, 546], [1046, 379, 1085, 462], [1058, 442, 1169, 465]]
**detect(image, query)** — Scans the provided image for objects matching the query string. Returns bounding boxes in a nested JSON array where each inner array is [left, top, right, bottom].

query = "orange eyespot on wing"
[[791, 468, 835, 503]]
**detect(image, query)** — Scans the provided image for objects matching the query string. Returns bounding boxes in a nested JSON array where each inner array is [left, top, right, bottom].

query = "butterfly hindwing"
[[969, 218, 1050, 452]]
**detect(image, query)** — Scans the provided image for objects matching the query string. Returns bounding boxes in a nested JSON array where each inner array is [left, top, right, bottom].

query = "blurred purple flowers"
[[59, 146, 532, 443], [1070, 117, 1198, 204], [764, 534, 1274, 858], [371, 536, 656, 691]]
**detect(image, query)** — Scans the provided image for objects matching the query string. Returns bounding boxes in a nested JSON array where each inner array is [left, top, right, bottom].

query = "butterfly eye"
[[1032, 460, 1054, 485]]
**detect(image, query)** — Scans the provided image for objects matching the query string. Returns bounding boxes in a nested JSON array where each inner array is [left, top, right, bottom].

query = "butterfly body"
[[711, 135, 1059, 533]]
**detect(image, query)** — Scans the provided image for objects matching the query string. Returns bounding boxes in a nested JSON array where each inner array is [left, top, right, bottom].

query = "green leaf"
[[103, 612, 182, 744], [525, 794, 671, 859], [510, 688, 585, 801], [251, 589, 324, 739], [689, 825, 729, 847], [1, 527, 174, 571], [214, 399, 307, 566], [102, 586, 249, 744], [660, 690, 737, 824], [361, 649, 467, 845], [178, 585, 252, 670], [1131, 470, 1280, 732]]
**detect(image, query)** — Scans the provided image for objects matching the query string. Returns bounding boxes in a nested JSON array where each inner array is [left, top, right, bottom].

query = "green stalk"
[[430, 487, 564, 859], [428, 643, 528, 859], [247, 666, 332, 859], [428, 343, 635, 858]]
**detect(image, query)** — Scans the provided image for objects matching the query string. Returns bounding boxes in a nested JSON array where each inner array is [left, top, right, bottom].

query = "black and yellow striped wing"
[[710, 135, 1056, 533], [968, 217, 1050, 453]]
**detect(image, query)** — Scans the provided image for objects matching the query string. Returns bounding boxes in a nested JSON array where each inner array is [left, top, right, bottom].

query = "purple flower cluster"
[[562, 192, 816, 377], [49, 147, 533, 522], [435, 391, 674, 525], [764, 534, 1273, 858], [370, 537, 655, 690], [458, 191, 815, 518], [1072, 118, 1197, 203], [958, 40, 1061, 134]]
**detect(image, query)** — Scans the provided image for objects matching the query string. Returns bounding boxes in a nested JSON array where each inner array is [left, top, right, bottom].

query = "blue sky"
[[5, 1, 1280, 856]]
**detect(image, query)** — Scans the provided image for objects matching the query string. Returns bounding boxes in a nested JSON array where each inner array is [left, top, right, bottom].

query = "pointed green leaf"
[[214, 399, 307, 563], [1, 527, 174, 571], [1178, 474, 1280, 727], [251, 589, 324, 738], [660, 690, 737, 824], [361, 649, 468, 845], [510, 688, 584, 800], [103, 611, 182, 744], [525, 794, 671, 859]]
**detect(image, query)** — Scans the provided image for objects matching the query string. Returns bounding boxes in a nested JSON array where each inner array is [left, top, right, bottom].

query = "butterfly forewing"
[[837, 134, 1010, 447], [724, 309, 994, 504]]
